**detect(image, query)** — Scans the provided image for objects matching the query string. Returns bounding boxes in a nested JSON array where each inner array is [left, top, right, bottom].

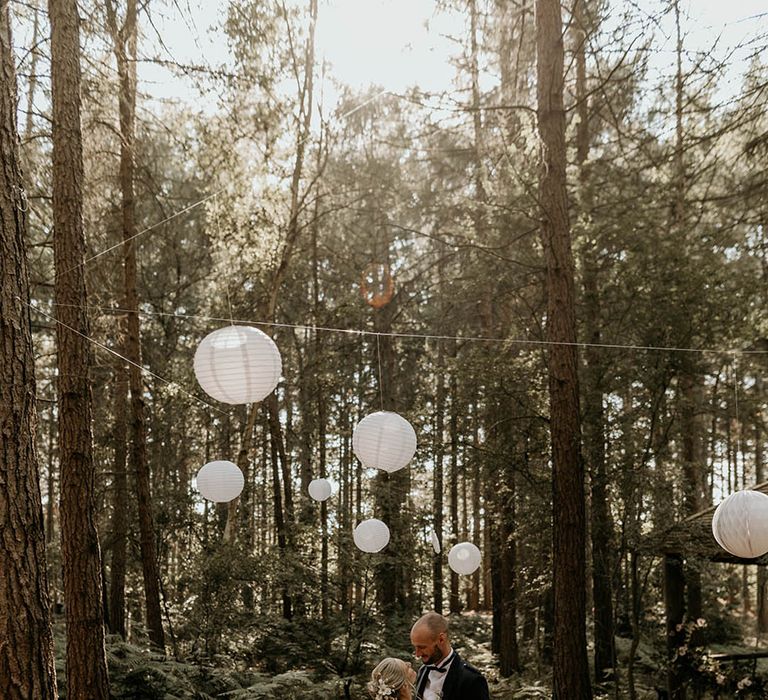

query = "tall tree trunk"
[[311, 206, 330, 621], [109, 363, 129, 637], [535, 0, 591, 696], [268, 406, 292, 619], [23, 0, 40, 140], [49, 0, 111, 694], [449, 363, 461, 613], [468, 0, 486, 615], [680, 369, 705, 621], [46, 405, 56, 546], [0, 4, 58, 695], [224, 0, 319, 546], [756, 374, 768, 633], [373, 296, 413, 617], [433, 333, 446, 614], [105, 0, 165, 650], [574, 0, 616, 683]]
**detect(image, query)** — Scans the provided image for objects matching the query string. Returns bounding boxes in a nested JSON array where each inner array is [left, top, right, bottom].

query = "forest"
[[1, 0, 768, 698]]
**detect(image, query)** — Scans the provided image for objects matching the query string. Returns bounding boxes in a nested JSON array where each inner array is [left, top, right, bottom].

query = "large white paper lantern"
[[352, 411, 417, 473], [195, 460, 244, 503], [194, 325, 281, 404], [308, 478, 332, 502], [448, 542, 482, 575], [712, 489, 768, 559], [353, 518, 390, 553]]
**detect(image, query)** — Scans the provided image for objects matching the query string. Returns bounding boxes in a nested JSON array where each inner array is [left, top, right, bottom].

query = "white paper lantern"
[[430, 530, 441, 554], [352, 411, 417, 473], [353, 518, 390, 553], [194, 325, 281, 404], [448, 542, 482, 575], [712, 489, 768, 559], [308, 478, 332, 502], [195, 460, 244, 503]]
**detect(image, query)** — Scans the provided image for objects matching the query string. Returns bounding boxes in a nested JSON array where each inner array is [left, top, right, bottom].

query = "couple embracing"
[[368, 612, 490, 700]]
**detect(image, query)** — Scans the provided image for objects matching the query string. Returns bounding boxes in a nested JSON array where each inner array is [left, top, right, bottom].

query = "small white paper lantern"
[[712, 489, 768, 559], [308, 478, 332, 502], [194, 325, 281, 404], [430, 530, 441, 554], [195, 460, 244, 503], [352, 411, 417, 473], [353, 518, 390, 553], [448, 542, 482, 575]]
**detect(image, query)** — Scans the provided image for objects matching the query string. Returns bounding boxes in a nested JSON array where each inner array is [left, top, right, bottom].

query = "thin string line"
[[376, 333, 384, 410], [61, 188, 226, 277], [214, 192, 236, 326], [43, 301, 768, 356], [26, 299, 229, 417], [60, 91, 391, 278]]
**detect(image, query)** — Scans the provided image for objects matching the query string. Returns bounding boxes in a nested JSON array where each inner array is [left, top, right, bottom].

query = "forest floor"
[[48, 612, 767, 698]]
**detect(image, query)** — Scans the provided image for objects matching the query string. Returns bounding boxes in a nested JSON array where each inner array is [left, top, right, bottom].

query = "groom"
[[410, 612, 490, 700]]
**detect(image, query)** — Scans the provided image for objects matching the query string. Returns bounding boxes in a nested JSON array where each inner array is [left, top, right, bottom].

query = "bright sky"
[[138, 0, 464, 108], [137, 0, 766, 113], [148, 1, 765, 118]]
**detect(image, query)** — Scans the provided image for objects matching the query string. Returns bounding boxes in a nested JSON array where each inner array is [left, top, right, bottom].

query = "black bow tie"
[[425, 664, 448, 673]]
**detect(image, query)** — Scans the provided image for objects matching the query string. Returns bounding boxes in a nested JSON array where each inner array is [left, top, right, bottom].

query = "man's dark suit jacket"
[[415, 652, 490, 700]]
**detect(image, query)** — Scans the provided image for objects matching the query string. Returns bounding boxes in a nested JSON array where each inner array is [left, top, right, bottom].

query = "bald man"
[[410, 612, 489, 700]]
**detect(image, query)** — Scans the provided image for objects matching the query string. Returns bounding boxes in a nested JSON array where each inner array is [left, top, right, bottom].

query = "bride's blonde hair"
[[368, 658, 411, 699]]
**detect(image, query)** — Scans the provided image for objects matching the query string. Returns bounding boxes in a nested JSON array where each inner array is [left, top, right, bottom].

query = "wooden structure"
[[646, 482, 768, 699]]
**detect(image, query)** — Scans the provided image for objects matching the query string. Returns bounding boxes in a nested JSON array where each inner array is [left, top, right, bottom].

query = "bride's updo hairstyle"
[[368, 658, 411, 699]]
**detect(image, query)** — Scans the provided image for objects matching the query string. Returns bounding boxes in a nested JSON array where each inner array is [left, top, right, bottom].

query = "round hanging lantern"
[[430, 530, 441, 554], [448, 542, 482, 575], [712, 489, 768, 559], [194, 325, 281, 404], [352, 411, 417, 473], [195, 460, 244, 503], [353, 518, 390, 553], [308, 478, 332, 502]]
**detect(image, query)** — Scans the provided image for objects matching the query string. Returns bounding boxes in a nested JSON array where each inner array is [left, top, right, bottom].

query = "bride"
[[368, 658, 417, 700]]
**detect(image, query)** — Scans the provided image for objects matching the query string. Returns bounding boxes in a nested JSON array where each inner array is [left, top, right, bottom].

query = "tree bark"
[[433, 332, 445, 614], [373, 297, 414, 617], [756, 375, 768, 633], [535, 0, 591, 695], [0, 3, 58, 695], [573, 0, 616, 682], [109, 363, 128, 637], [105, 0, 165, 650], [49, 0, 111, 694], [449, 363, 461, 613]]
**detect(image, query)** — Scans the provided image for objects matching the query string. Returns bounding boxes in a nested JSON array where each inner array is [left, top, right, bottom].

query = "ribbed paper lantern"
[[448, 542, 482, 575], [308, 478, 332, 502], [712, 490, 768, 558], [194, 325, 281, 404], [353, 518, 390, 553], [352, 411, 417, 473], [195, 460, 244, 503], [430, 530, 441, 554]]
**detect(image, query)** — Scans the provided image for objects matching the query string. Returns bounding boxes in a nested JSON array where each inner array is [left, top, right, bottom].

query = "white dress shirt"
[[423, 648, 454, 700]]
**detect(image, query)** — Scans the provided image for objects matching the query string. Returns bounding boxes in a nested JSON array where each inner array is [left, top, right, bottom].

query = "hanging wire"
[[214, 191, 236, 327], [60, 188, 226, 277], [376, 332, 384, 411], [26, 299, 229, 417], [59, 90, 391, 279], [42, 301, 768, 356]]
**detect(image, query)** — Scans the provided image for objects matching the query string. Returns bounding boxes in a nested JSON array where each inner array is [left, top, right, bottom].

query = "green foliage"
[[669, 620, 768, 698], [224, 671, 347, 699]]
